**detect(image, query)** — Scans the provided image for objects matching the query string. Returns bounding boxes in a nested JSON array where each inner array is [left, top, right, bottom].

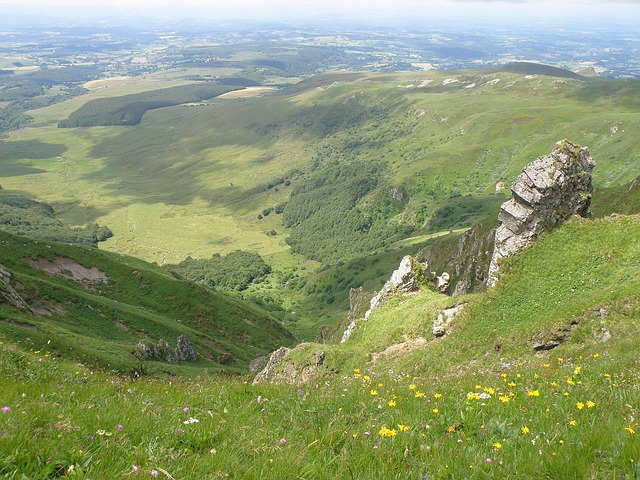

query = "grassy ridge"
[[0, 230, 294, 374], [1, 214, 639, 478]]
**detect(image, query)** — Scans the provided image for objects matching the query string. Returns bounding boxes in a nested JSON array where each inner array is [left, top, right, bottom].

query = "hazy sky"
[[2, 0, 639, 24]]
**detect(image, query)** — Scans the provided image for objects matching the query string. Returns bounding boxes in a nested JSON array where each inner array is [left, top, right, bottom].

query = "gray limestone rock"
[[488, 140, 595, 287], [432, 304, 465, 338], [176, 335, 199, 362], [341, 256, 426, 343], [0, 264, 32, 312], [252, 346, 291, 384]]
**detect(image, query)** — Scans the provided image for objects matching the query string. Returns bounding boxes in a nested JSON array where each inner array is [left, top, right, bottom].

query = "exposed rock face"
[[418, 222, 496, 297], [176, 335, 199, 362], [249, 355, 269, 375], [134, 335, 199, 364], [0, 264, 32, 312], [341, 256, 426, 343], [341, 256, 450, 343], [488, 140, 595, 287], [432, 303, 465, 338], [340, 287, 374, 343], [252, 346, 291, 384]]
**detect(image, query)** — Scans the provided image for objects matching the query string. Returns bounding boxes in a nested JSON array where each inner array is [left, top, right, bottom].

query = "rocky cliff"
[[488, 140, 595, 286]]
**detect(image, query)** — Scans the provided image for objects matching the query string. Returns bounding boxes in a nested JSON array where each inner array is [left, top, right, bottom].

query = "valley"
[[1, 10, 640, 478]]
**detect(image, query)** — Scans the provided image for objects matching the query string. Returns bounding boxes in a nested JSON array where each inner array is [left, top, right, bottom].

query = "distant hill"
[[499, 62, 590, 80], [0, 231, 294, 375]]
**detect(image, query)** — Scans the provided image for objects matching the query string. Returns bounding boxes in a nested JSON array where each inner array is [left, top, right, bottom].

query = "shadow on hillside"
[[0, 140, 67, 177]]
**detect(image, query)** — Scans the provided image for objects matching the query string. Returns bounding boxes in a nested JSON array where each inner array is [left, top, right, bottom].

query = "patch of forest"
[[58, 83, 242, 127], [166, 250, 271, 291], [282, 159, 413, 263], [0, 190, 112, 246]]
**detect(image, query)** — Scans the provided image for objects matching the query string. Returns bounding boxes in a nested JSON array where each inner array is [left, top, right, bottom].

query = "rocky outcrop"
[[341, 256, 427, 343], [341, 256, 450, 343], [339, 287, 374, 343], [488, 140, 595, 287], [134, 335, 199, 364], [417, 222, 497, 297], [252, 346, 291, 384], [432, 303, 465, 338], [0, 264, 32, 312]]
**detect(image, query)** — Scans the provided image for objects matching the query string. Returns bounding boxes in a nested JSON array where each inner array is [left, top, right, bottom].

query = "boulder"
[[432, 303, 465, 338], [488, 140, 595, 286]]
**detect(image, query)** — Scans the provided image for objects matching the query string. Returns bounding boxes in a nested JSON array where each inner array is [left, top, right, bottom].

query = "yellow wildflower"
[[415, 391, 425, 399], [551, 381, 558, 387], [508, 382, 516, 387], [625, 426, 636, 435], [363, 375, 370, 381], [353, 368, 360, 374], [574, 366, 581, 375], [586, 401, 595, 409], [484, 387, 495, 395], [370, 389, 378, 396], [527, 390, 540, 397], [398, 424, 411, 432], [409, 384, 417, 390], [447, 425, 456, 433], [566, 377, 576, 386], [434, 393, 443, 399], [569, 420, 577, 426], [576, 402, 584, 410], [499, 395, 510, 403], [432, 408, 439, 414], [388, 400, 397, 407], [521, 426, 530, 435], [378, 426, 397, 438], [493, 442, 502, 449]]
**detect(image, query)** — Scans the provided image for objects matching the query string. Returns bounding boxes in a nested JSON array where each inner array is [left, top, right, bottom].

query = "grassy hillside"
[[1, 213, 638, 478], [1, 68, 639, 339], [0, 230, 294, 375]]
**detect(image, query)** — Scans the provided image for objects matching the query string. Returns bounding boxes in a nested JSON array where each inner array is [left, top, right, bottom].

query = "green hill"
[[2, 210, 639, 478], [0, 230, 294, 375], [2, 68, 640, 338]]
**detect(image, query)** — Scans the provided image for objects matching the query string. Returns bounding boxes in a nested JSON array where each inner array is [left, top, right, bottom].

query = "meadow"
[[2, 214, 639, 478]]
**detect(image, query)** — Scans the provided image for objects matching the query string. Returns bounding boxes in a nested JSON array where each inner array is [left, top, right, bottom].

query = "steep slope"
[[255, 210, 640, 385], [0, 230, 294, 374]]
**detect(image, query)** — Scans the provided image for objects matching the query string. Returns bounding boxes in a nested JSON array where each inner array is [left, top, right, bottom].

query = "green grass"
[[2, 212, 639, 478], [2, 69, 640, 338], [0, 230, 295, 374]]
